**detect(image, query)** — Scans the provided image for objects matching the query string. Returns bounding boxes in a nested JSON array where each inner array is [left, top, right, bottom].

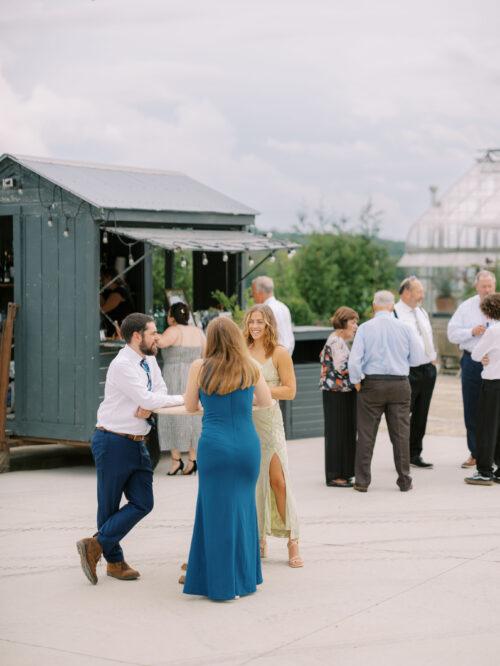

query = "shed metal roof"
[[105, 226, 299, 252], [2, 153, 258, 216]]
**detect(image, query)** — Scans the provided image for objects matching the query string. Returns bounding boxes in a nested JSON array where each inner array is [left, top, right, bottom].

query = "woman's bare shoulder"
[[273, 345, 291, 362]]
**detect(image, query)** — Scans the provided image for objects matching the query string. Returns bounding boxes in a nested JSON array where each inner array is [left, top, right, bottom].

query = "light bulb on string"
[[102, 231, 108, 244], [47, 210, 53, 228], [63, 216, 70, 238], [222, 252, 229, 263], [248, 255, 255, 267], [268, 253, 276, 263], [17, 181, 23, 195], [202, 253, 209, 266], [180, 256, 187, 269], [287, 249, 296, 259], [128, 249, 134, 266], [266, 231, 273, 239]]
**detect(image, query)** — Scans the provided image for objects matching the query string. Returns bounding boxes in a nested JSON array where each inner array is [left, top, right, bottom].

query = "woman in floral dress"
[[320, 307, 359, 487]]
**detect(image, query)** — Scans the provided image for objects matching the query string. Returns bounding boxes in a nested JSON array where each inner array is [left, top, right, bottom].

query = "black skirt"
[[322, 390, 357, 483]]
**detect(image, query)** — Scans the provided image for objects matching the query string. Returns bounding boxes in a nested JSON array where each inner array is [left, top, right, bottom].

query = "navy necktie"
[[140, 358, 155, 427], [140, 358, 152, 391]]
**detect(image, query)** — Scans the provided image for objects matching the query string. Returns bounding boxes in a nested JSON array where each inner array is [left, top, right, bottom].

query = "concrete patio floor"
[[1, 376, 500, 665]]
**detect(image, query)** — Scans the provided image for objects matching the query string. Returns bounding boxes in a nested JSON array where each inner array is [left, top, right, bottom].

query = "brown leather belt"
[[96, 426, 145, 442]]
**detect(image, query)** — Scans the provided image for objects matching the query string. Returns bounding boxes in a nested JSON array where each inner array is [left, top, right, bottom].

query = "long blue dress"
[[183, 387, 263, 601]]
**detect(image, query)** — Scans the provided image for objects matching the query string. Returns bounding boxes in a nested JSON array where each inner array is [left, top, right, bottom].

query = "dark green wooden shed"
[[0, 153, 296, 459]]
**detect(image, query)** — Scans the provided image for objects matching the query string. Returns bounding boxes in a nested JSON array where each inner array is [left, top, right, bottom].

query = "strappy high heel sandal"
[[287, 539, 304, 568], [183, 459, 197, 475], [178, 562, 187, 584], [167, 457, 184, 476], [260, 538, 268, 559]]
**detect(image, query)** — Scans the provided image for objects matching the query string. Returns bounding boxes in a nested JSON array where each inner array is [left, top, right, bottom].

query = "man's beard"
[[139, 337, 158, 356]]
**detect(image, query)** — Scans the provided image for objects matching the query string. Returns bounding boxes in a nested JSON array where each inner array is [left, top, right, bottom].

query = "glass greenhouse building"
[[399, 149, 500, 273]]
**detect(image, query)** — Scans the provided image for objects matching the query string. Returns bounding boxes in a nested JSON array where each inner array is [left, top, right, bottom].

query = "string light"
[[63, 216, 70, 238], [128, 249, 134, 266], [222, 252, 229, 263], [180, 256, 187, 269], [248, 256, 255, 267], [102, 231, 108, 244], [287, 249, 296, 259], [268, 253, 276, 263], [202, 252, 208, 266], [47, 209, 53, 228], [266, 231, 273, 239], [17, 181, 23, 195]]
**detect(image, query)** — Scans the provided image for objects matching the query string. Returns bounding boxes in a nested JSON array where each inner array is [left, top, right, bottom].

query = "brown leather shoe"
[[76, 537, 102, 585], [107, 561, 140, 580], [461, 456, 476, 469]]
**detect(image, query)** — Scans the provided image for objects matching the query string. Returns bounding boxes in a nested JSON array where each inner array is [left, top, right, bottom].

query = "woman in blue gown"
[[183, 317, 273, 601]]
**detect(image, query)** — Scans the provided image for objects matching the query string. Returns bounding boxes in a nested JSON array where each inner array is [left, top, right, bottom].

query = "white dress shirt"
[[96, 344, 184, 435], [264, 296, 295, 355], [394, 300, 437, 364], [447, 295, 492, 353], [471, 323, 500, 380]]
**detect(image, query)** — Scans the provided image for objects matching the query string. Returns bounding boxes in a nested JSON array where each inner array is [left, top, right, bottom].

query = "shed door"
[[15, 212, 98, 441]]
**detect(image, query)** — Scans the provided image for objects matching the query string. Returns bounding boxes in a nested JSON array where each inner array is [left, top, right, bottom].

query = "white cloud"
[[1, 0, 500, 238]]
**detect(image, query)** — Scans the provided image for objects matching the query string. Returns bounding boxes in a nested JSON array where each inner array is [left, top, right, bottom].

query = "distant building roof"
[[399, 149, 500, 269], [1, 153, 258, 216]]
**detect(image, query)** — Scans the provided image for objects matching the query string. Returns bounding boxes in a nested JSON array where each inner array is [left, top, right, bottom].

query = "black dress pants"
[[409, 363, 437, 459], [323, 390, 356, 483], [476, 379, 500, 478]]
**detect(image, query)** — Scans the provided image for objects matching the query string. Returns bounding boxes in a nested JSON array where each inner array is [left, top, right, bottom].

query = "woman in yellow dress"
[[242, 304, 303, 568]]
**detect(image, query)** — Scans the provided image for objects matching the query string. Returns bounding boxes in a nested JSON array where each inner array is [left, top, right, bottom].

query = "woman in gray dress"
[[157, 302, 206, 475]]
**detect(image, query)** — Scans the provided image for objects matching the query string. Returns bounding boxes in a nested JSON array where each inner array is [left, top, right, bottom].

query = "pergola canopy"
[[105, 226, 299, 253]]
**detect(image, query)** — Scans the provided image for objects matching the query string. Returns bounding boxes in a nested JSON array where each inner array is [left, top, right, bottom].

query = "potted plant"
[[433, 270, 456, 313]]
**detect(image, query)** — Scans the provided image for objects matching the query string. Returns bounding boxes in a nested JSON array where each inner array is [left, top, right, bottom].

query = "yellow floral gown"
[[252, 357, 300, 540]]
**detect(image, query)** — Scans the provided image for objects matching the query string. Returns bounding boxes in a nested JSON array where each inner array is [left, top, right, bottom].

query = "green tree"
[[151, 248, 193, 308], [294, 232, 397, 321]]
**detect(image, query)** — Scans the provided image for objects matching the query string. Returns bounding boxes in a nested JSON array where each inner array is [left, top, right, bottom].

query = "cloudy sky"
[[1, 0, 499, 238]]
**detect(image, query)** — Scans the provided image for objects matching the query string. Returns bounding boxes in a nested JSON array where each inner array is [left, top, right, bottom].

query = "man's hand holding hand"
[[355, 383, 361, 392], [472, 325, 487, 337], [135, 407, 152, 419]]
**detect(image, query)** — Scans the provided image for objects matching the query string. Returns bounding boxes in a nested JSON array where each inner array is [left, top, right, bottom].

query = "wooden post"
[[0, 303, 18, 473]]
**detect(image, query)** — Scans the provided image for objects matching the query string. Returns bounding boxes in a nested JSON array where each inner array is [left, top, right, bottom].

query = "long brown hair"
[[199, 316, 260, 395], [242, 304, 278, 356]]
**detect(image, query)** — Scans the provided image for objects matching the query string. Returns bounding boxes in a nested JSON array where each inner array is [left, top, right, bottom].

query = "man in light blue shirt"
[[348, 290, 426, 492]]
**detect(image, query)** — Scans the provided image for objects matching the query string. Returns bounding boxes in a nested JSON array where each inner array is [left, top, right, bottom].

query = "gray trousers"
[[355, 377, 412, 489]]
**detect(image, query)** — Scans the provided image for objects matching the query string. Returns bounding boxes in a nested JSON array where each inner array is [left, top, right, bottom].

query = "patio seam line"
[[237, 544, 500, 665], [0, 637, 147, 666]]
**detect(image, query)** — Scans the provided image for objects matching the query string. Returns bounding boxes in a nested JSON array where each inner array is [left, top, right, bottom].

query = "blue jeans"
[[91, 430, 154, 563], [460, 352, 483, 457]]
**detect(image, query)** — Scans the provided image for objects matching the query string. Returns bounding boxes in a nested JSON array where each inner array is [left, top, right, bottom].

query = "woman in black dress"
[[320, 306, 359, 487]]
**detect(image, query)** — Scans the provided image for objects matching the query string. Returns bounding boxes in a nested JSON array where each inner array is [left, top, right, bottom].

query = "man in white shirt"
[[77, 313, 183, 585], [466, 293, 500, 485], [251, 275, 295, 355], [448, 270, 496, 468], [395, 277, 437, 469]]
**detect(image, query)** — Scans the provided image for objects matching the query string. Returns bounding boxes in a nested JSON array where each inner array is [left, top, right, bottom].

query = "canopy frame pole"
[[99, 248, 154, 294], [238, 252, 273, 284]]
